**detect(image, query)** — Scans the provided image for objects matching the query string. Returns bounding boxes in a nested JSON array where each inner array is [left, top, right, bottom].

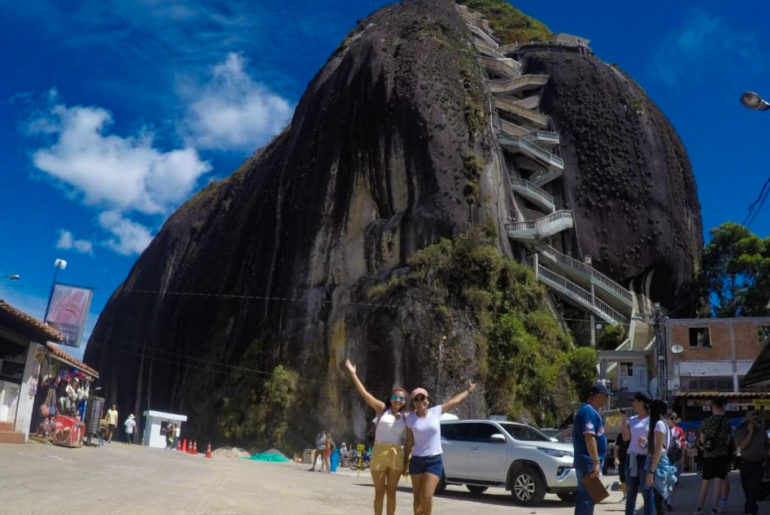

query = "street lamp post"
[[740, 91, 770, 111], [435, 335, 446, 402], [3, 274, 20, 281]]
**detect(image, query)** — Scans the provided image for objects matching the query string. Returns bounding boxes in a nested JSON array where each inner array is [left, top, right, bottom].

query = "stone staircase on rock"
[[457, 4, 641, 333]]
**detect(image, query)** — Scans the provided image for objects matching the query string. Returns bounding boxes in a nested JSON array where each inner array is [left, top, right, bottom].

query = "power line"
[[743, 176, 770, 228]]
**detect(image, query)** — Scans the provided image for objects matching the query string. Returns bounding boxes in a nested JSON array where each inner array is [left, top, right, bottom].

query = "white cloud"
[[56, 229, 94, 255], [653, 9, 764, 87], [180, 53, 293, 151], [29, 95, 212, 215], [98, 211, 153, 255]]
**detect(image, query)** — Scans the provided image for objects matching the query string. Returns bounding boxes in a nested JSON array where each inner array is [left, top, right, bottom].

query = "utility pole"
[[435, 335, 446, 402]]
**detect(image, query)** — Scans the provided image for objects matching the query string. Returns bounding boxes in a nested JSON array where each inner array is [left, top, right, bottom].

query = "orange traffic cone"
[[192, 441, 197, 454], [176, 439, 182, 451], [205, 443, 212, 458], [181, 439, 187, 453]]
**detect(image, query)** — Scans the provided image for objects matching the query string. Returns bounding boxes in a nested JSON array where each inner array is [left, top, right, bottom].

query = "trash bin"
[[330, 449, 340, 472]]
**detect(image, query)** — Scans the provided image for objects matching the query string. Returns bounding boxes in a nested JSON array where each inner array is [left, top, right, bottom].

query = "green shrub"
[[456, 0, 553, 45]]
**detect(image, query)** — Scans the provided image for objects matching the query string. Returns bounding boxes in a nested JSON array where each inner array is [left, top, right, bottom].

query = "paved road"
[[0, 441, 764, 514]]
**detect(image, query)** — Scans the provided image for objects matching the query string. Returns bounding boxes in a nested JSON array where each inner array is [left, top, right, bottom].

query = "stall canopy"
[[0, 300, 63, 343], [45, 343, 99, 379], [742, 338, 770, 388]]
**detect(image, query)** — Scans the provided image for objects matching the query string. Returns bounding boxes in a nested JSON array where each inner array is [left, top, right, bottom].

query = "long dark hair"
[[647, 400, 669, 454]]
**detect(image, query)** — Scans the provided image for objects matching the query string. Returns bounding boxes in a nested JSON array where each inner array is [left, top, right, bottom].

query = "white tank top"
[[374, 410, 406, 445]]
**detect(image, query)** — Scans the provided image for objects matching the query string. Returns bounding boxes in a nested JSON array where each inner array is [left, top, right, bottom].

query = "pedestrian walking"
[[345, 359, 407, 515], [692, 397, 733, 514], [644, 400, 678, 515], [664, 411, 686, 511], [735, 411, 768, 515], [123, 414, 136, 444], [621, 391, 653, 515], [308, 431, 327, 471], [404, 380, 476, 515], [572, 381, 611, 515], [105, 404, 118, 443]]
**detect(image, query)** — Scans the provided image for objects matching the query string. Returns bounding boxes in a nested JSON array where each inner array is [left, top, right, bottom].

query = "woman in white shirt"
[[346, 359, 407, 515], [404, 379, 476, 515], [622, 391, 653, 515], [645, 399, 676, 515]]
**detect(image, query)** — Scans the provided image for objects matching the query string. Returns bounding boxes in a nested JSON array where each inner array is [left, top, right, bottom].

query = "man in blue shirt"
[[572, 381, 611, 515]]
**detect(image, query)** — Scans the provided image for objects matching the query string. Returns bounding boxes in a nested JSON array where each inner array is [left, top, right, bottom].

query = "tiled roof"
[[0, 299, 63, 342], [672, 391, 770, 398], [46, 342, 99, 378]]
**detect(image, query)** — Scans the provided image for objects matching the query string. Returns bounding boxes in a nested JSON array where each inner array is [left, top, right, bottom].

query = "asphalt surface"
[[0, 441, 765, 514]]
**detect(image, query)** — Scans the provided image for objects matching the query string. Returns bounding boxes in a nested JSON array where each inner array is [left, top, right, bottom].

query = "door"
[[440, 422, 474, 479], [467, 422, 509, 482]]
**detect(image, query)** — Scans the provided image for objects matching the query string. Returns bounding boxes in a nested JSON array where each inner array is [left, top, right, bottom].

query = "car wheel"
[[466, 485, 488, 495], [510, 466, 545, 506], [557, 492, 577, 502], [434, 471, 447, 495]]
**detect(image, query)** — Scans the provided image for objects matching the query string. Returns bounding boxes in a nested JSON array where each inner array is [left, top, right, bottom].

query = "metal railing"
[[479, 56, 521, 79], [467, 24, 499, 49], [505, 210, 574, 240], [488, 74, 549, 95], [493, 98, 548, 128], [499, 120, 528, 137], [531, 169, 563, 187], [536, 265, 629, 324], [537, 244, 633, 305], [524, 130, 560, 146], [509, 177, 554, 211], [500, 136, 564, 169]]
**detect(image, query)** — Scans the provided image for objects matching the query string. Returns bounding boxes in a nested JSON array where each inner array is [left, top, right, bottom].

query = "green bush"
[[456, 0, 553, 45], [596, 324, 627, 351], [369, 227, 576, 424]]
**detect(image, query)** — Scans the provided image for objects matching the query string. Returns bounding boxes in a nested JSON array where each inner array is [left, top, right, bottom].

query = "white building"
[[142, 409, 187, 449]]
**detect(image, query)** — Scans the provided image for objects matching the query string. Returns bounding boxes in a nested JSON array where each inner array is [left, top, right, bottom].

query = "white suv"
[[438, 419, 577, 505]]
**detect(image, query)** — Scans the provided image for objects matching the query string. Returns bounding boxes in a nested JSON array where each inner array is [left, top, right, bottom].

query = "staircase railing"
[[537, 244, 633, 305], [499, 136, 564, 169], [509, 177, 554, 211]]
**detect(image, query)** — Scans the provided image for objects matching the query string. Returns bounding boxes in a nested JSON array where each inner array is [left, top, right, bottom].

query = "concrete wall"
[[666, 317, 770, 392]]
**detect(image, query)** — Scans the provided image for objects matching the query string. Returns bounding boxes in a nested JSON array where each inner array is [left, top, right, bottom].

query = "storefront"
[[0, 299, 64, 443], [29, 343, 99, 447]]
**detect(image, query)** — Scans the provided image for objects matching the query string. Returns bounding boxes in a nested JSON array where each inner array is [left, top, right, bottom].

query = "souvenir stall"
[[30, 343, 99, 447], [0, 299, 64, 444]]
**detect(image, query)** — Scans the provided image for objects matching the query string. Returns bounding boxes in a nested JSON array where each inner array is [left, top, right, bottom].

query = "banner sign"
[[45, 284, 93, 347]]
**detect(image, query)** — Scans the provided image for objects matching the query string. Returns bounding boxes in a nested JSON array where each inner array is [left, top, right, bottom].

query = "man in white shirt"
[[123, 414, 137, 444]]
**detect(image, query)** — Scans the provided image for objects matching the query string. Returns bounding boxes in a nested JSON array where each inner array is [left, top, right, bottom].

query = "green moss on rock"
[[456, 0, 552, 45]]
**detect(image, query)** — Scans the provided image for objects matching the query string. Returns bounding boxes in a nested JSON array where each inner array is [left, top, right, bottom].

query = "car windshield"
[[498, 422, 552, 442]]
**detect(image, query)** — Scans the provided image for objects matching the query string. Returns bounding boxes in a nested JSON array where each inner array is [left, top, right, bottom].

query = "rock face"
[[523, 51, 702, 310], [85, 0, 702, 444]]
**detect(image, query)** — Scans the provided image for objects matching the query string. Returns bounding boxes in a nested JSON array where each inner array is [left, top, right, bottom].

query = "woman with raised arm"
[[403, 380, 476, 515], [345, 359, 408, 515]]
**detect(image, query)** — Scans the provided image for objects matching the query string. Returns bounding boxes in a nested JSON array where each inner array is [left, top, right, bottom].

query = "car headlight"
[[537, 447, 573, 458]]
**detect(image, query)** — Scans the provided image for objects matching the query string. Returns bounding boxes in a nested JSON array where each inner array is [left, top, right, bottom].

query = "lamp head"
[[741, 91, 770, 111]]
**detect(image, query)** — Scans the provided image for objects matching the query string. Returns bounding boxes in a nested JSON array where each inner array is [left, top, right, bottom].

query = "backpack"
[[667, 427, 683, 462], [703, 416, 728, 452]]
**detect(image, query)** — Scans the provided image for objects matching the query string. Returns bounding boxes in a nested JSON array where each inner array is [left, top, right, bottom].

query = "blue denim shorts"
[[409, 454, 443, 477]]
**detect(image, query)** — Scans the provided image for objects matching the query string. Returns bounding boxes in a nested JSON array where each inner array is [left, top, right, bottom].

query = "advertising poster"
[[45, 285, 93, 348]]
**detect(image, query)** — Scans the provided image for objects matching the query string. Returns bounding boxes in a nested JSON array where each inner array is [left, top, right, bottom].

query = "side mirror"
[[491, 433, 506, 443]]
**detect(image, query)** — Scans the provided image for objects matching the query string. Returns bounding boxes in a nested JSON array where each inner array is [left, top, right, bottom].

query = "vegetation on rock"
[[370, 227, 583, 425], [596, 324, 627, 351], [456, 0, 552, 45]]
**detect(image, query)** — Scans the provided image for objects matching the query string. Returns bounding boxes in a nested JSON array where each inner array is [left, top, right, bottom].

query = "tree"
[[567, 347, 597, 401], [702, 222, 770, 317]]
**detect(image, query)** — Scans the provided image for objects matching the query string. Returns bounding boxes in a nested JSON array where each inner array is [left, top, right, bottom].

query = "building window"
[[680, 376, 733, 392], [689, 327, 711, 348]]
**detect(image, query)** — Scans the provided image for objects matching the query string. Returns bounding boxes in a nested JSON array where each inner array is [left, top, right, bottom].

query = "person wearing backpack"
[[664, 411, 685, 511], [735, 411, 769, 515], [692, 397, 733, 514]]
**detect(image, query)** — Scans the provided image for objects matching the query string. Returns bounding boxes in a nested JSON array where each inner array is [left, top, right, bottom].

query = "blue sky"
[[1, 0, 768, 359]]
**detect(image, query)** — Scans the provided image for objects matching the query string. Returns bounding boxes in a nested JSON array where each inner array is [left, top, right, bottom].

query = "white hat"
[[128, 414, 135, 419]]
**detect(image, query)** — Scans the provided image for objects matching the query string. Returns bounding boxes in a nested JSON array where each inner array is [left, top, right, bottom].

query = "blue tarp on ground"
[[243, 453, 290, 462]]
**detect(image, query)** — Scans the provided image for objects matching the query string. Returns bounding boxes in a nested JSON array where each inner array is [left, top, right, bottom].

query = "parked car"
[[438, 419, 577, 505]]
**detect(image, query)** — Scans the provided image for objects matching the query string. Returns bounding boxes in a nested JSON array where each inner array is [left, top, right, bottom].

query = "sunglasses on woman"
[[391, 394, 406, 402], [413, 395, 427, 402]]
